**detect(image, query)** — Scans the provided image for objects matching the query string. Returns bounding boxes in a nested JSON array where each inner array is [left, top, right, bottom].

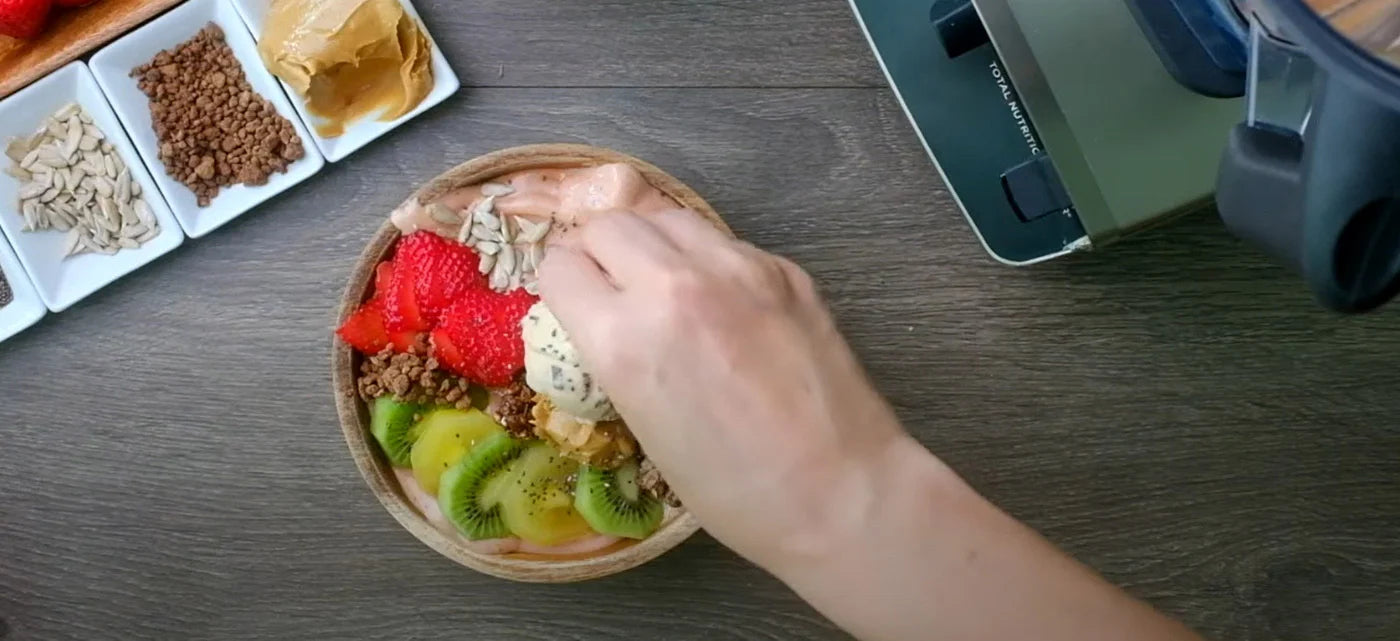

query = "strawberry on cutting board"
[[0, 0, 51, 40]]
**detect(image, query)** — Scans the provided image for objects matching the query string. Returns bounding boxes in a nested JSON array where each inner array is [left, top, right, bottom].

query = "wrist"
[[759, 435, 960, 579]]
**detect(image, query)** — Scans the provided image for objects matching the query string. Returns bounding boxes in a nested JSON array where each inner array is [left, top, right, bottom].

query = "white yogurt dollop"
[[520, 301, 618, 422]]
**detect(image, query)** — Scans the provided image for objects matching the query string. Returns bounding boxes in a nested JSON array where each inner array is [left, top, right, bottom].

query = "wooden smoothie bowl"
[[332, 144, 724, 582]]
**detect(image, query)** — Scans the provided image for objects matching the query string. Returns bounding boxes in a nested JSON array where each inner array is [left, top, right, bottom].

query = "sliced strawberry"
[[395, 231, 489, 324], [390, 330, 426, 354], [336, 300, 390, 355], [373, 260, 395, 298], [431, 288, 537, 387], [382, 259, 429, 333]]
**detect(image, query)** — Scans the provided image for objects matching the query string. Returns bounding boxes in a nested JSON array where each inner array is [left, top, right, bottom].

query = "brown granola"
[[494, 377, 537, 438], [356, 346, 475, 409], [637, 457, 680, 507]]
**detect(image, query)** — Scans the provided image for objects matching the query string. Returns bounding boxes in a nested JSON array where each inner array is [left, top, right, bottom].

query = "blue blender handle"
[[1124, 0, 1248, 97]]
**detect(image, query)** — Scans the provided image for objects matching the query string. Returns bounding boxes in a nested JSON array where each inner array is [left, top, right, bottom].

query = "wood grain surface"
[[0, 1, 1397, 640], [0, 0, 183, 99]]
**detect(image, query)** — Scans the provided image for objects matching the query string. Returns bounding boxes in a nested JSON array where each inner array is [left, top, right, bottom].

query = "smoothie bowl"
[[332, 144, 721, 582]]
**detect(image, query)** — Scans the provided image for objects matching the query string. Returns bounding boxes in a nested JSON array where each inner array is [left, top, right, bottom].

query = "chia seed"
[[0, 270, 11, 308]]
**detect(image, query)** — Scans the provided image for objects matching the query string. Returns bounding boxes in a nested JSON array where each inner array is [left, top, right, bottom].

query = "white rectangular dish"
[[0, 233, 46, 344], [89, 0, 325, 239], [228, 0, 461, 163], [0, 62, 184, 313]]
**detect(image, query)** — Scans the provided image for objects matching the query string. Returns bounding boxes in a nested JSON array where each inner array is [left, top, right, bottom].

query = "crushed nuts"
[[493, 377, 537, 438], [131, 24, 305, 207], [356, 346, 477, 410], [637, 457, 679, 507]]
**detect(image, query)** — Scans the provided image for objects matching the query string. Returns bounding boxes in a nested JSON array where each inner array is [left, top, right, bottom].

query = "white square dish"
[[0, 233, 46, 344], [228, 0, 461, 163], [89, 0, 325, 239], [0, 62, 185, 313]]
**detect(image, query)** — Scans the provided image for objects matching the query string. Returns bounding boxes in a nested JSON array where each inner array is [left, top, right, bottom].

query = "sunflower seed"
[[82, 124, 104, 141], [39, 187, 60, 203], [428, 203, 459, 225], [481, 182, 515, 197], [474, 207, 500, 231], [94, 177, 113, 198], [5, 165, 31, 181], [124, 223, 148, 239], [490, 259, 510, 291], [498, 243, 516, 275], [137, 228, 158, 244], [478, 251, 496, 275], [524, 280, 540, 295], [78, 135, 98, 152], [498, 216, 514, 243], [130, 181, 141, 197], [103, 154, 116, 179], [45, 119, 67, 139], [19, 148, 40, 170], [5, 138, 30, 163], [116, 238, 138, 249], [115, 168, 130, 204], [62, 229, 83, 256], [63, 120, 82, 158], [54, 102, 78, 121], [110, 153, 124, 175], [456, 221, 473, 243], [51, 170, 66, 192], [475, 240, 500, 256], [473, 194, 497, 216], [529, 244, 544, 273], [135, 200, 154, 227], [18, 181, 45, 200], [470, 222, 492, 241], [38, 143, 68, 168]]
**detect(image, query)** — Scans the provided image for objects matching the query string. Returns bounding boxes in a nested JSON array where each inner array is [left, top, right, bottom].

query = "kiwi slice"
[[574, 461, 664, 539], [499, 442, 596, 546], [410, 408, 504, 495], [370, 397, 423, 467], [438, 432, 527, 540]]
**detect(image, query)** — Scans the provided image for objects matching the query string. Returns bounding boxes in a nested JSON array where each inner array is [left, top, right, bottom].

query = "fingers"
[[575, 212, 682, 286], [537, 246, 620, 344]]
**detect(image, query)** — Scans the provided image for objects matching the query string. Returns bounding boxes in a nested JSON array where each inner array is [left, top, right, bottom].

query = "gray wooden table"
[[2, 1, 1398, 639]]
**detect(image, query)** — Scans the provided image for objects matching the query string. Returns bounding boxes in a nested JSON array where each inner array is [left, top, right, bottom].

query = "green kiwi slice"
[[370, 397, 424, 467], [573, 461, 664, 539], [438, 432, 528, 540]]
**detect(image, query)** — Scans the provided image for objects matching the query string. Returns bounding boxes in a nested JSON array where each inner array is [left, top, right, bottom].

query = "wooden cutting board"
[[0, 0, 184, 100]]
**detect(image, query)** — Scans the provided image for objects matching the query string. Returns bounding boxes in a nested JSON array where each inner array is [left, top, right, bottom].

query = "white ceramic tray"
[[0, 233, 46, 344], [89, 0, 325, 239], [0, 62, 184, 313], [229, 0, 461, 163]]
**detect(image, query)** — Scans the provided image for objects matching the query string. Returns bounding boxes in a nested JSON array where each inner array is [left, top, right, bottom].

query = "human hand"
[[537, 209, 908, 570]]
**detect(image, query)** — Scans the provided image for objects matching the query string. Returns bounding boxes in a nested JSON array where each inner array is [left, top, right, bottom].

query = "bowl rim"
[[332, 143, 725, 583]]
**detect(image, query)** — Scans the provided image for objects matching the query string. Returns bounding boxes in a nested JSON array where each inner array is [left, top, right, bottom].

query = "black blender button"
[[930, 1, 989, 58], [1001, 155, 1073, 222]]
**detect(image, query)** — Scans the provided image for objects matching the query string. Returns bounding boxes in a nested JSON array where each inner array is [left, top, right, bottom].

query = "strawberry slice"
[[382, 258, 429, 332], [390, 330, 426, 353], [395, 231, 489, 325], [374, 261, 395, 298], [431, 288, 537, 387], [336, 299, 391, 355]]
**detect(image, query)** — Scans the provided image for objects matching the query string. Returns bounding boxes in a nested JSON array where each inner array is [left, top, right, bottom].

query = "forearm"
[[767, 437, 1204, 641]]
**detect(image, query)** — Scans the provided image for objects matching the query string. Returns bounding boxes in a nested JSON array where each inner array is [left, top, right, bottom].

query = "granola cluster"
[[356, 346, 474, 409]]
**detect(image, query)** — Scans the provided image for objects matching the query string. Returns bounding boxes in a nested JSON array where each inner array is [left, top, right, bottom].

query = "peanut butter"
[[258, 0, 435, 138]]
